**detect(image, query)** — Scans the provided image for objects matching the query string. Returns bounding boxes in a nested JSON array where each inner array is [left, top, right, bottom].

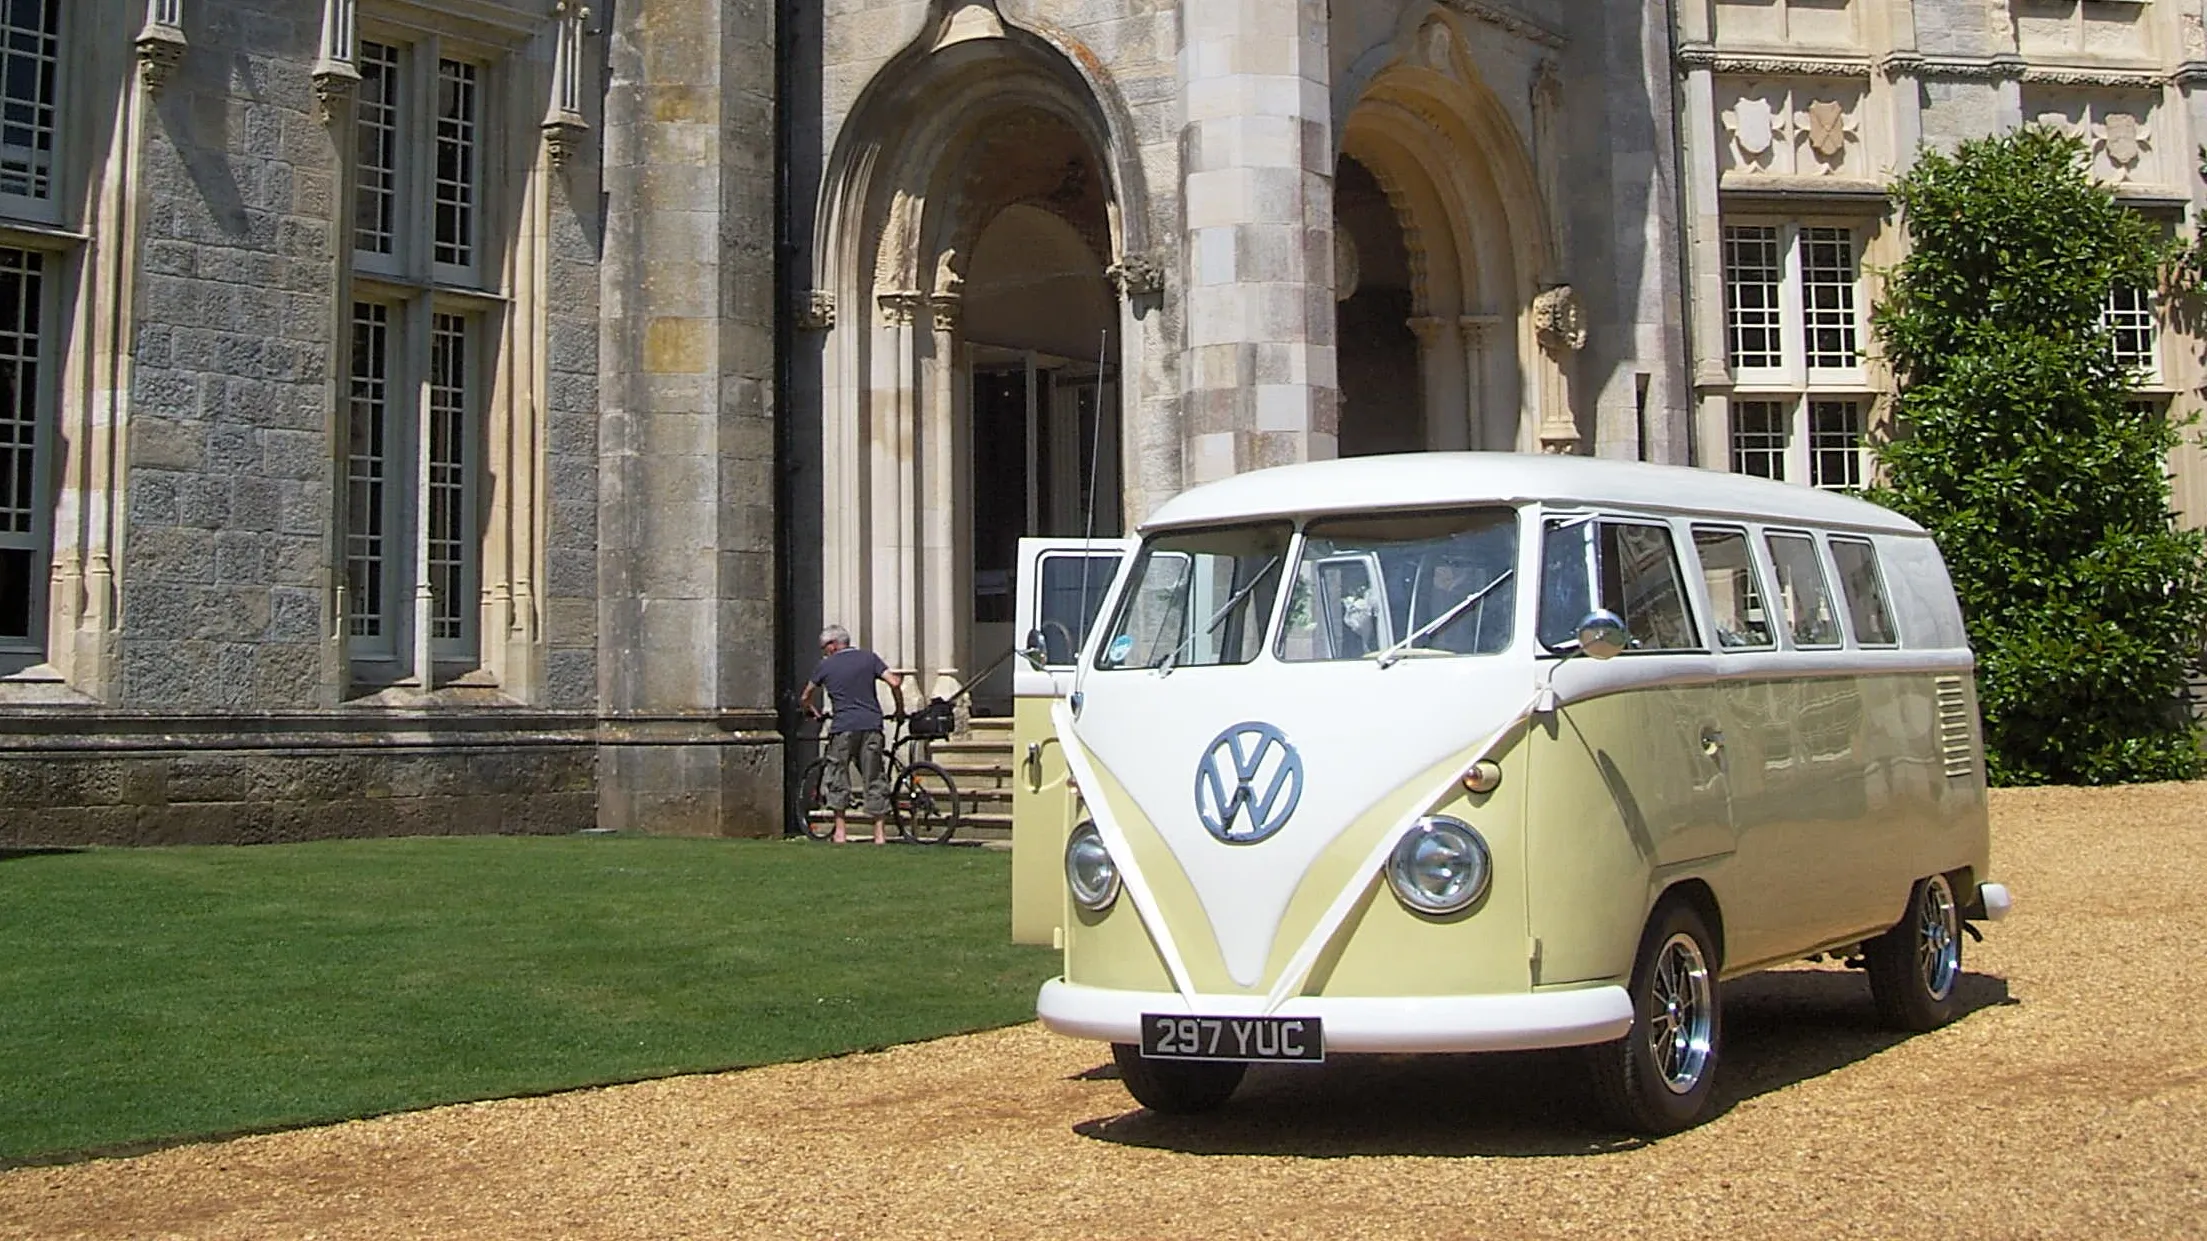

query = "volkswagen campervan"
[[1011, 453, 2011, 1133]]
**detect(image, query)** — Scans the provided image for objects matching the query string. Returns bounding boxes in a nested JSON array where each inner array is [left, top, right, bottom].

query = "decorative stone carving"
[[933, 1, 1006, 50], [928, 293, 963, 334], [543, 3, 593, 169], [1418, 19, 1455, 74], [2186, 13, 2207, 59], [1679, 45, 1872, 79], [2031, 92, 2160, 186], [796, 290, 836, 331], [877, 291, 925, 327], [1106, 254, 1164, 298], [136, 1, 188, 97], [312, 0, 357, 124], [2096, 113, 2150, 183], [1437, 0, 1565, 50], [1533, 286, 1586, 352], [1720, 80, 1864, 178]]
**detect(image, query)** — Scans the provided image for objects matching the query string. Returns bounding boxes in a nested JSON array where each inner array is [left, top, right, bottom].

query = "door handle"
[[1700, 728, 1725, 759]]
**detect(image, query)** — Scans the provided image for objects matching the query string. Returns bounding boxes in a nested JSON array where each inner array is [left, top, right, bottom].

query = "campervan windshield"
[[1276, 508, 1518, 661], [1095, 523, 1293, 671]]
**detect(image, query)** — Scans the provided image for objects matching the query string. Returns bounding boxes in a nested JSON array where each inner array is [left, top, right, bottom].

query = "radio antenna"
[[1071, 327, 1110, 706]]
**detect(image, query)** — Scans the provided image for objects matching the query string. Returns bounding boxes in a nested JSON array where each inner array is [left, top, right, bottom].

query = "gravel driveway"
[[6, 783, 2205, 1240]]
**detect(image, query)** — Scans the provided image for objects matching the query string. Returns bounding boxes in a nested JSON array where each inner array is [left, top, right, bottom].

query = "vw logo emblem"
[[1193, 722, 1304, 844]]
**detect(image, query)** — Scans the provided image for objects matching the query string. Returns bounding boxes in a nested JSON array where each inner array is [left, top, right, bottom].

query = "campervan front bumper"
[[1036, 979, 1635, 1053]]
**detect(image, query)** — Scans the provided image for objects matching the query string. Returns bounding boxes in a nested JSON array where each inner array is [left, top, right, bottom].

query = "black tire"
[[1865, 873, 1963, 1032], [1586, 899, 1723, 1135], [1111, 1043, 1246, 1115], [894, 761, 960, 844], [794, 757, 835, 841]]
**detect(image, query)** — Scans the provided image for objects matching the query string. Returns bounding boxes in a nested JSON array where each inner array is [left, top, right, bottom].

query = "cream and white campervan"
[[1008, 453, 2011, 1134]]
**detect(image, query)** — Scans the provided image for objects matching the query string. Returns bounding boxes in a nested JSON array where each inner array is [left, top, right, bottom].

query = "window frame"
[[1761, 527, 1846, 650], [350, 26, 498, 292], [1722, 218, 1868, 388], [2103, 286, 2161, 386], [1688, 523, 1777, 652], [1826, 535, 1901, 649], [1536, 513, 1705, 657], [0, 0, 63, 227], [0, 241, 55, 662]]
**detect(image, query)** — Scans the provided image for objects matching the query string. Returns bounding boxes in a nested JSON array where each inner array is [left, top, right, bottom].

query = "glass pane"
[[1277, 508, 1517, 662], [353, 42, 400, 257], [1723, 225, 1783, 370], [1539, 519, 1699, 653], [1800, 226, 1859, 370], [427, 314, 470, 642], [1765, 532, 1842, 647], [1693, 527, 1773, 649], [1829, 537, 1897, 646], [1096, 524, 1292, 671], [1808, 400, 1863, 491], [0, 0, 56, 200], [1730, 400, 1789, 481], [1034, 553, 1120, 666], [346, 302, 389, 639], [434, 60, 479, 268]]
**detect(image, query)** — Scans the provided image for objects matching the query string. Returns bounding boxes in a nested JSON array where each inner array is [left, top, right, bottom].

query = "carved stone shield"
[[2104, 113, 2142, 166], [1806, 101, 1848, 159], [1730, 98, 1774, 157]]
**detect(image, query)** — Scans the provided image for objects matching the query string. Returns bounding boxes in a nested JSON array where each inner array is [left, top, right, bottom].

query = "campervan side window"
[[1692, 526, 1775, 649], [1095, 523, 1292, 671], [1764, 532, 1842, 647], [1828, 537, 1899, 647], [1538, 518, 1700, 653], [1276, 508, 1517, 662]]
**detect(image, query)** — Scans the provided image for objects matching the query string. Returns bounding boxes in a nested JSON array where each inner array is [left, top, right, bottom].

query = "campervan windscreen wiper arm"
[[1153, 556, 1282, 674], [1376, 569, 1515, 669]]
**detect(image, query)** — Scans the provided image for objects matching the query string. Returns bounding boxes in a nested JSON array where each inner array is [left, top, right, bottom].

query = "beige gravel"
[[6, 783, 2207, 1240]]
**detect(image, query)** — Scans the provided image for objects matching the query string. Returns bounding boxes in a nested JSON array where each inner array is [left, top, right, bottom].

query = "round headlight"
[[1065, 821, 1121, 911], [1386, 816, 1491, 915]]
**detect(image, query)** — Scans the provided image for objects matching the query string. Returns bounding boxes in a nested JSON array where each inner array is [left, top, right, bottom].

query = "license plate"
[[1138, 1013, 1324, 1063]]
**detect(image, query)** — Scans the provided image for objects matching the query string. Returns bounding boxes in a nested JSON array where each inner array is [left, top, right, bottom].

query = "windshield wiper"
[[1154, 556, 1282, 675], [1376, 568, 1515, 669]]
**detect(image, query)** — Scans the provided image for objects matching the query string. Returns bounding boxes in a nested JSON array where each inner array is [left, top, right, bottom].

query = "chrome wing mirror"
[[1575, 609, 1631, 661], [1019, 629, 1050, 671]]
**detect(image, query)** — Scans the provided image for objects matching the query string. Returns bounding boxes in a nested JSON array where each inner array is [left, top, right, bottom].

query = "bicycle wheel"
[[893, 761, 960, 844], [794, 756, 836, 841]]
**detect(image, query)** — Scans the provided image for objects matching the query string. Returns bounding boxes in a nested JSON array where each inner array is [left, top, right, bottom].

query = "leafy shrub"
[[1869, 127, 2207, 785]]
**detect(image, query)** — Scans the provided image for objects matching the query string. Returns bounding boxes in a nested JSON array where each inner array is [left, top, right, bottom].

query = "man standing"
[[800, 625, 903, 844]]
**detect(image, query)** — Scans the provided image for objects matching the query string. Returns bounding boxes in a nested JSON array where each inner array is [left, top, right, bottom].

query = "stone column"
[[1458, 314, 1504, 452], [922, 294, 962, 691], [870, 291, 922, 670], [597, 0, 780, 836], [1178, 0, 1338, 480], [1677, 56, 1732, 469], [1407, 316, 1469, 452]]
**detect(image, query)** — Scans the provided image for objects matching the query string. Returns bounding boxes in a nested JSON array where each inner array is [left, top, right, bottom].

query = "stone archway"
[[811, 8, 1148, 701], [1335, 15, 1577, 454]]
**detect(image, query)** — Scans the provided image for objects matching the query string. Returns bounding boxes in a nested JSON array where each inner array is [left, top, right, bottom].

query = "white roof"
[[1142, 453, 1925, 536]]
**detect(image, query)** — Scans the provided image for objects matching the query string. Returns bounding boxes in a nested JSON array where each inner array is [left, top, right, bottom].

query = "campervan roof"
[[1143, 453, 1924, 536]]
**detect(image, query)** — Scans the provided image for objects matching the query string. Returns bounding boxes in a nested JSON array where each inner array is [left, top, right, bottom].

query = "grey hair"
[[819, 624, 851, 647]]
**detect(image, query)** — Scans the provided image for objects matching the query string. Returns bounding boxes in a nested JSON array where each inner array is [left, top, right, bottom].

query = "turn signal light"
[[1461, 760, 1502, 795]]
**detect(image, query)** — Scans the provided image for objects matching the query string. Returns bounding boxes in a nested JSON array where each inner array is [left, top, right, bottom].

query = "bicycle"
[[793, 701, 962, 844]]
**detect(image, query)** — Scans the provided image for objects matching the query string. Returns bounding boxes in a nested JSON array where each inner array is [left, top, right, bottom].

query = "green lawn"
[[0, 836, 1056, 1165]]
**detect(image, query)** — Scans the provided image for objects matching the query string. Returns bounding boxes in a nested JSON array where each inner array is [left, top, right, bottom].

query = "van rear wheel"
[[1110, 1043, 1245, 1115], [1865, 873, 1963, 1032], [1587, 900, 1722, 1135]]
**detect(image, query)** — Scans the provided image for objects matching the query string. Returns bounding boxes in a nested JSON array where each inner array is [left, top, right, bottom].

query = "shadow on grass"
[[0, 846, 84, 862], [1070, 968, 2014, 1158]]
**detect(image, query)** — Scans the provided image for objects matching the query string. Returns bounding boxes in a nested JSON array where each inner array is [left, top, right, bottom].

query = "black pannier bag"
[[908, 697, 956, 739]]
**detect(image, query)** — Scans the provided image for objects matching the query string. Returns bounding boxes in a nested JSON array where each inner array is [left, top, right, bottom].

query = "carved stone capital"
[[928, 293, 963, 334], [136, 21, 189, 96], [1533, 285, 1587, 352], [543, 116, 590, 169], [1405, 315, 1457, 347], [795, 289, 836, 331], [877, 291, 925, 327], [1107, 253, 1165, 298], [312, 61, 360, 125]]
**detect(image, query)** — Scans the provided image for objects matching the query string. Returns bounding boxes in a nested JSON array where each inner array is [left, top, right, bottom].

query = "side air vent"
[[1934, 676, 1974, 779]]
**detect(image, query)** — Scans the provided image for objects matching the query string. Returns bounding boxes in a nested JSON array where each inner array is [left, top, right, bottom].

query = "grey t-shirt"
[[810, 648, 888, 735]]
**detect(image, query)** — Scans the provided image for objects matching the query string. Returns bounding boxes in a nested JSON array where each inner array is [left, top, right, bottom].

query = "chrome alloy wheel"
[[1646, 932, 1715, 1096], [1916, 874, 1961, 1002]]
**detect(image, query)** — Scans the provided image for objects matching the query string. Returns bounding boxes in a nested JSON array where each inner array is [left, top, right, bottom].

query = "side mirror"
[[1575, 609, 1631, 660], [1020, 629, 1050, 671]]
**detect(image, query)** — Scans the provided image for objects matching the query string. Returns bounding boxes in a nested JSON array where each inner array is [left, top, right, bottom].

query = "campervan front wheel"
[[1588, 900, 1723, 1135], [1865, 873, 1963, 1032], [1111, 1043, 1246, 1115]]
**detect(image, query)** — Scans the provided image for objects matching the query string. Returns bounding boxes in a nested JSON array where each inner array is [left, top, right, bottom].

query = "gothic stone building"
[[3, 0, 2203, 843]]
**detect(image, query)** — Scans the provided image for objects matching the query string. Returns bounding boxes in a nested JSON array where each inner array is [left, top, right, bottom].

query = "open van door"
[[1011, 537, 1134, 945]]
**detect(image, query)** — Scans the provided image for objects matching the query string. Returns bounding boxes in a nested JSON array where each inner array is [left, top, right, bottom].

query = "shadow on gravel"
[[1071, 968, 2013, 1158]]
